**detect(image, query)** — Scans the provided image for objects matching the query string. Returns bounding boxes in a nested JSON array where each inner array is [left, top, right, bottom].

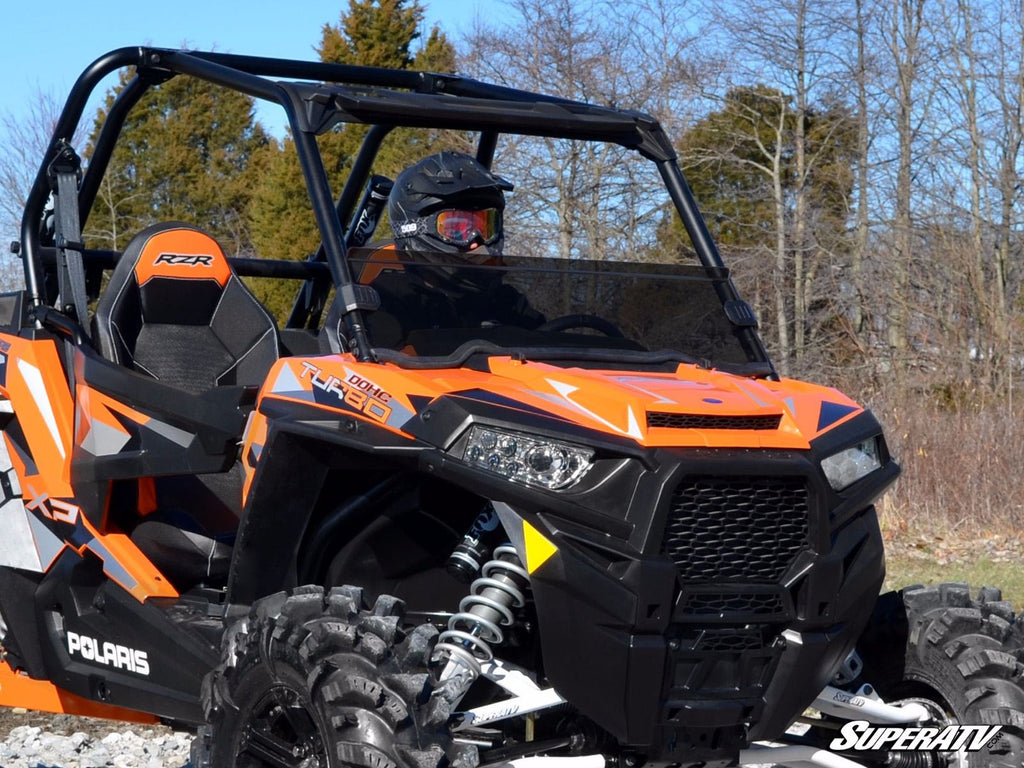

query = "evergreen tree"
[[676, 86, 793, 250], [318, 0, 422, 67], [660, 84, 856, 368], [85, 69, 269, 255], [415, 27, 457, 73], [667, 85, 854, 254], [246, 0, 458, 321]]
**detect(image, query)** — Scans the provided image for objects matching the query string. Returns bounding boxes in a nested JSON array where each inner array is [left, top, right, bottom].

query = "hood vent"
[[647, 412, 782, 430]]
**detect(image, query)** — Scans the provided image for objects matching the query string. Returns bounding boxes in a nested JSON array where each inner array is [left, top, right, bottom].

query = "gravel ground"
[[0, 709, 193, 768]]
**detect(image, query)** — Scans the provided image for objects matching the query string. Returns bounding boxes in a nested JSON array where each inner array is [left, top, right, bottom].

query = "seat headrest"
[[130, 226, 233, 288]]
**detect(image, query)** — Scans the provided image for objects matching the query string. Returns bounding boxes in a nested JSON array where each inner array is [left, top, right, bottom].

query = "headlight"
[[459, 425, 594, 490], [821, 437, 882, 490]]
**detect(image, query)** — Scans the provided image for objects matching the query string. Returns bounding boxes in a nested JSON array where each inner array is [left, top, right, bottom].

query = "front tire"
[[857, 582, 1024, 768], [192, 585, 473, 768]]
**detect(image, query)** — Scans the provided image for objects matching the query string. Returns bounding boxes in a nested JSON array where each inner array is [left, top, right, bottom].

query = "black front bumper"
[[524, 457, 889, 765]]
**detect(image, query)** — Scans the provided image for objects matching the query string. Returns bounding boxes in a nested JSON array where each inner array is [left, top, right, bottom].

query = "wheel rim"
[[237, 684, 329, 768]]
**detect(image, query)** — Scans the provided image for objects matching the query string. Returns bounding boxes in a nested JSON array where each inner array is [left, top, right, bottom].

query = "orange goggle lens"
[[432, 208, 502, 246]]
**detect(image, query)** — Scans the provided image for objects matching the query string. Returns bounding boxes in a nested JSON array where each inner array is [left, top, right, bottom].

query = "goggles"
[[426, 208, 502, 246]]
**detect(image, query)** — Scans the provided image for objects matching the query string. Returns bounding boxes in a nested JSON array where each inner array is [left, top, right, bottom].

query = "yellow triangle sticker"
[[523, 520, 558, 574]]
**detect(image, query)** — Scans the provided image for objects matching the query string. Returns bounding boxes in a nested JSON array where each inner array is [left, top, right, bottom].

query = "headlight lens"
[[821, 437, 882, 490], [460, 425, 594, 490]]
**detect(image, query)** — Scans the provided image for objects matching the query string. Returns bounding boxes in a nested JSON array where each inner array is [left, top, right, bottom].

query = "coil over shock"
[[434, 544, 530, 706]]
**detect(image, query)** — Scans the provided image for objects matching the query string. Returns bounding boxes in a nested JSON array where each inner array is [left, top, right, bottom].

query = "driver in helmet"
[[360, 151, 544, 350], [390, 150, 510, 267]]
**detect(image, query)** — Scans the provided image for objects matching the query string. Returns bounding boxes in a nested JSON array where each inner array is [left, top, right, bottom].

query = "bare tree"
[[920, 1, 1024, 401], [0, 87, 82, 291], [986, 2, 1024, 400], [458, 0, 706, 262], [850, 0, 880, 348], [700, 0, 861, 374], [882, 0, 933, 362]]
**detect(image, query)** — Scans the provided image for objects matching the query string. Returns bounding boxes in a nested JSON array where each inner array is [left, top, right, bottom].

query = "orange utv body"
[[0, 47, 901, 767]]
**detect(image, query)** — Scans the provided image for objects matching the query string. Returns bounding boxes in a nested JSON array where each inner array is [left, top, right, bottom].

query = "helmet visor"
[[431, 208, 502, 246]]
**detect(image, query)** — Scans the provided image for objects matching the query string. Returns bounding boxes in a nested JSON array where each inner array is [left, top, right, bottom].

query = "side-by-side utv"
[[0, 46, 1021, 768]]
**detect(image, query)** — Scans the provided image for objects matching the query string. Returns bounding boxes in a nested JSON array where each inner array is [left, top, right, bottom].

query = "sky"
[[0, 0, 480, 138], [0, 0, 487, 283]]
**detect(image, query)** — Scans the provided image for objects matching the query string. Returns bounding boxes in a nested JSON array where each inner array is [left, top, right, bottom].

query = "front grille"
[[682, 591, 786, 616], [679, 627, 767, 652], [647, 412, 782, 430], [663, 476, 809, 583]]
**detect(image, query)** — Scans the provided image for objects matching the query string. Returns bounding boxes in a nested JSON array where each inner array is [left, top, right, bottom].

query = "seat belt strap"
[[47, 141, 90, 337]]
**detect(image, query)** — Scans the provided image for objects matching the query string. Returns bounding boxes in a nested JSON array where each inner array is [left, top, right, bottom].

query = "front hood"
[[475, 358, 863, 449], [261, 355, 865, 451]]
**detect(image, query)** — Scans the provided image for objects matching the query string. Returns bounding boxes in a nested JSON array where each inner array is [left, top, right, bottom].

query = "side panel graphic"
[[0, 334, 177, 601]]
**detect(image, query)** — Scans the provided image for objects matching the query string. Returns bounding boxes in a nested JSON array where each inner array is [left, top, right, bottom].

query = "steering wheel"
[[536, 313, 624, 338]]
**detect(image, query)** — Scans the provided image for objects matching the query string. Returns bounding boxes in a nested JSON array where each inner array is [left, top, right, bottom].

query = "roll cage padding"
[[93, 222, 280, 395]]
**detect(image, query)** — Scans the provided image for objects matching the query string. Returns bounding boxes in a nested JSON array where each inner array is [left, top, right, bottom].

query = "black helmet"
[[389, 151, 513, 262]]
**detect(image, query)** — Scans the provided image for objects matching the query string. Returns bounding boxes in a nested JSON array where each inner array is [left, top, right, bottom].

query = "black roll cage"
[[19, 46, 774, 373]]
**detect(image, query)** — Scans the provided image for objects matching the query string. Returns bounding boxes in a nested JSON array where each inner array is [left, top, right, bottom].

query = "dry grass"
[[873, 397, 1024, 538], [835, 388, 1024, 608]]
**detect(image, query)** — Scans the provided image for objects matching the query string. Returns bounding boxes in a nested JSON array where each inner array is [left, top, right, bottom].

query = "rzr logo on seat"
[[154, 252, 214, 267], [66, 630, 150, 676]]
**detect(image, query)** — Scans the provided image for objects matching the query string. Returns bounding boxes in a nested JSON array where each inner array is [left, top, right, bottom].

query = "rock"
[[39, 732, 73, 752], [81, 743, 111, 767], [72, 730, 91, 749], [0, 711, 194, 767]]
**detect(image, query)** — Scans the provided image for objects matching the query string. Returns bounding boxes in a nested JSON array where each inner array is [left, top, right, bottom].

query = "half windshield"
[[349, 248, 766, 374]]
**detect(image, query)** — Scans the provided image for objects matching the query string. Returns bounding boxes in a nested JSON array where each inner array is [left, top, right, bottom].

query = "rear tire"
[[191, 585, 475, 768], [857, 582, 1024, 768]]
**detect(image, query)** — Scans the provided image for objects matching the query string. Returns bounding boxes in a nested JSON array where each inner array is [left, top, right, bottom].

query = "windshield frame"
[[22, 47, 776, 379]]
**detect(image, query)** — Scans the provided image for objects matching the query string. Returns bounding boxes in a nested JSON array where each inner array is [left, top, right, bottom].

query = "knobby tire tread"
[[191, 585, 477, 768], [858, 581, 1024, 768]]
